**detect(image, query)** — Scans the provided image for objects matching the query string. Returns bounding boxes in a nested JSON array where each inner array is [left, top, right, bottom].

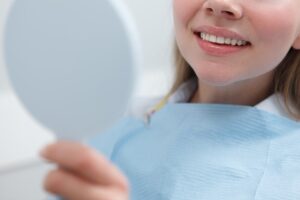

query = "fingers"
[[41, 141, 128, 190], [44, 168, 128, 200]]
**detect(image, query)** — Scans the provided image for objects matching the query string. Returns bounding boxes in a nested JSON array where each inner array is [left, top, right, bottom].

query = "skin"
[[42, 0, 300, 199], [173, 0, 300, 105], [41, 141, 129, 200]]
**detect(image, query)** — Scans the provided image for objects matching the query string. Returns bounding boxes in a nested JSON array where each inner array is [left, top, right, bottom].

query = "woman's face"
[[173, 0, 300, 86]]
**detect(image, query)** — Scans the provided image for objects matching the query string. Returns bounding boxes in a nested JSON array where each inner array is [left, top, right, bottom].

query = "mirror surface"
[[4, 0, 140, 140]]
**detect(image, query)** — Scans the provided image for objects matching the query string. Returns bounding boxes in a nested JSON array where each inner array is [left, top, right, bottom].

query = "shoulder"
[[255, 93, 299, 122]]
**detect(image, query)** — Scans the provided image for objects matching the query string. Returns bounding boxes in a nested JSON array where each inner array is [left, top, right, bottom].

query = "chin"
[[194, 67, 240, 87]]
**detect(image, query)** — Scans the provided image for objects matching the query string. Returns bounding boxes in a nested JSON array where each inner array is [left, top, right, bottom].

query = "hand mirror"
[[3, 0, 141, 140]]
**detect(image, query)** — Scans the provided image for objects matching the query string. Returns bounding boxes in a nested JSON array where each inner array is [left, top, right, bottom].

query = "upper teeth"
[[200, 32, 248, 46]]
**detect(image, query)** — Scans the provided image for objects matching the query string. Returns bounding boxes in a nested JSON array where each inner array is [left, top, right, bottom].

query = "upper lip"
[[193, 25, 250, 42]]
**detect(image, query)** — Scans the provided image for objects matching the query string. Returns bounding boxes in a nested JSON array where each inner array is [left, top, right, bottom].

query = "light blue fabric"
[[62, 103, 300, 199]]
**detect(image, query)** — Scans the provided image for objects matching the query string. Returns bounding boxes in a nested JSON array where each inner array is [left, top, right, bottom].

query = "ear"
[[292, 35, 300, 49]]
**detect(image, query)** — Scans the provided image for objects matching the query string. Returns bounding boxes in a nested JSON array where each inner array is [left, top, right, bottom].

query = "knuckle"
[[109, 187, 129, 200], [120, 178, 130, 192], [111, 166, 130, 191]]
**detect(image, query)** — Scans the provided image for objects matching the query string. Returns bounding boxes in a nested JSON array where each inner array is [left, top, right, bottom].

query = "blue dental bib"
[[89, 103, 300, 200]]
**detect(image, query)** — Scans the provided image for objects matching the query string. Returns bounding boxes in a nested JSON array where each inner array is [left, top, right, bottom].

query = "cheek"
[[247, 4, 299, 47], [245, 3, 299, 73], [173, 0, 202, 28], [173, 0, 188, 27]]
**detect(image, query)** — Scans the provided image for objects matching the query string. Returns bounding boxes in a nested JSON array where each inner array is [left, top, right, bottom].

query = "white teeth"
[[209, 35, 217, 43], [225, 38, 231, 45], [199, 32, 248, 46], [231, 39, 237, 46], [217, 37, 225, 44], [201, 32, 205, 39], [205, 34, 210, 41]]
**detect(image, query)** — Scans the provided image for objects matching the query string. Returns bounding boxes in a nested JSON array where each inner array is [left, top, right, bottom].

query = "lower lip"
[[195, 35, 250, 56]]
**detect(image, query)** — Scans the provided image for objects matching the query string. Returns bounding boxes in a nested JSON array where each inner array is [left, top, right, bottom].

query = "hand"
[[41, 141, 129, 200]]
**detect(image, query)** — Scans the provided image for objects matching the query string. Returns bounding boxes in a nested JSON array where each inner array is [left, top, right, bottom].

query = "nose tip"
[[203, 0, 243, 20]]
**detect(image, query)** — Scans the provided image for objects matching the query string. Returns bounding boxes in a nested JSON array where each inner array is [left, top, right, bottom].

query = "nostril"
[[222, 11, 234, 16], [206, 8, 236, 18], [206, 8, 214, 12]]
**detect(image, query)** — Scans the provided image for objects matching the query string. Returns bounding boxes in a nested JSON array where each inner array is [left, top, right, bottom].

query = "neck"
[[190, 71, 274, 106]]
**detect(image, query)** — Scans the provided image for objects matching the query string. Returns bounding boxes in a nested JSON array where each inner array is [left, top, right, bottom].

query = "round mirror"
[[3, 0, 141, 140]]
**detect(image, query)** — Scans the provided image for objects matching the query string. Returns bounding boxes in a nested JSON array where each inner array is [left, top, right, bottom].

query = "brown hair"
[[163, 42, 300, 120]]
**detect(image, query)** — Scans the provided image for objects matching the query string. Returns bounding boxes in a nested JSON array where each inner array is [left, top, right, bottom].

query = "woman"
[[42, 0, 300, 199]]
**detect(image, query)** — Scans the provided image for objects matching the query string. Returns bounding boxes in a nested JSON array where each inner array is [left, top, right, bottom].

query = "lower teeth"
[[203, 39, 246, 46]]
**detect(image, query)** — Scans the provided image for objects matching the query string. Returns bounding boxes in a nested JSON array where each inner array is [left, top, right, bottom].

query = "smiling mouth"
[[194, 32, 252, 47]]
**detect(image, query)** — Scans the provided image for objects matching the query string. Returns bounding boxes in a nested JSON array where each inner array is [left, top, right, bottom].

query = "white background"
[[0, 0, 175, 199]]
